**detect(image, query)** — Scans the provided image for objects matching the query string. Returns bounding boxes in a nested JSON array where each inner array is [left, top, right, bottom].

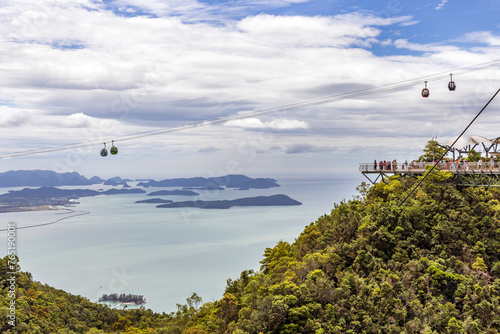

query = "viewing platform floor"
[[359, 162, 500, 187]]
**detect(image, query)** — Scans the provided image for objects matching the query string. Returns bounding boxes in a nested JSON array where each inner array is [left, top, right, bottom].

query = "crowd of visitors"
[[371, 157, 500, 172]]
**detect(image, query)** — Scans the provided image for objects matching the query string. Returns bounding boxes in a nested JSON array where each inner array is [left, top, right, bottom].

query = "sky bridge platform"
[[359, 161, 500, 188]]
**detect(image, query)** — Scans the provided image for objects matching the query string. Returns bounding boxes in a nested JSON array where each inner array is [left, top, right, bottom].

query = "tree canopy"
[[418, 139, 449, 162]]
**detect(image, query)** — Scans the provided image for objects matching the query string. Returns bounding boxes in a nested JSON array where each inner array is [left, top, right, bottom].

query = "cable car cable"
[[1, 59, 500, 159], [398, 88, 500, 207]]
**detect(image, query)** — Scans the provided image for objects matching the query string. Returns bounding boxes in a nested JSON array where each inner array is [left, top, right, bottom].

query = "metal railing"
[[359, 161, 500, 173]]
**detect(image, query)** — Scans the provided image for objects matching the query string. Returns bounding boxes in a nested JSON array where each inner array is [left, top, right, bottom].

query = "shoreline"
[[0, 205, 59, 213], [99, 301, 147, 306], [0, 208, 90, 231]]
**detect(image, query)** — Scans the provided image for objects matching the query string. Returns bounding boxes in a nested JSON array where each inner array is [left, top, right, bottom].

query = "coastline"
[[99, 301, 147, 307], [0, 205, 58, 213]]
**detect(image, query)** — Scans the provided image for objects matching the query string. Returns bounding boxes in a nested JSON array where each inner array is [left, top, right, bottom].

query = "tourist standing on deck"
[[374, 160, 377, 170]]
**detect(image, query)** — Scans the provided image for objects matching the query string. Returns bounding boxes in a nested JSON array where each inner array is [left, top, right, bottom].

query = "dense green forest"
[[2, 169, 500, 333]]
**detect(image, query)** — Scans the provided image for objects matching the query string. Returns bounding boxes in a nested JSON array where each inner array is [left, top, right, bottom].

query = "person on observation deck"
[[374, 160, 377, 170]]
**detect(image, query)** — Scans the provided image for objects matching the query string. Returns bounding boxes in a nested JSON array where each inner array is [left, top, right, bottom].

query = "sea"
[[0, 177, 360, 313]]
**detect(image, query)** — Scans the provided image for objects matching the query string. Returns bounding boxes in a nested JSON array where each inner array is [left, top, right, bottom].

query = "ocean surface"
[[0, 177, 360, 313]]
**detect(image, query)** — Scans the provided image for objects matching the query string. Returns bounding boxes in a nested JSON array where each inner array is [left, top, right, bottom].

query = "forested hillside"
[[2, 170, 500, 333]]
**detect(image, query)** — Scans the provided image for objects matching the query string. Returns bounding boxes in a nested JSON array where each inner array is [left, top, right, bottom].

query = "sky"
[[1, 0, 500, 180]]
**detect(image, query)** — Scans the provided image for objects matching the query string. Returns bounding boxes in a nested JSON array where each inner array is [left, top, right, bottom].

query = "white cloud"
[[242, 0, 313, 4], [0, 106, 41, 127], [236, 13, 413, 48], [224, 118, 309, 129], [0, 0, 499, 176], [463, 31, 500, 46], [0, 107, 116, 130], [53, 112, 94, 128], [106, 0, 316, 23], [399, 20, 419, 27], [109, 0, 208, 18], [435, 0, 448, 10], [197, 146, 221, 153], [393, 38, 460, 53], [285, 144, 338, 154]]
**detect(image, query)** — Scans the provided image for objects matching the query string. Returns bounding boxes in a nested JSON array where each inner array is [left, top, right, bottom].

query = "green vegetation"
[[467, 149, 482, 162], [418, 139, 449, 162], [2, 171, 500, 333]]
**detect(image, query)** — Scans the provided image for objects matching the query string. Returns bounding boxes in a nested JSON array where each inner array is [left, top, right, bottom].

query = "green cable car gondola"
[[110, 140, 118, 155]]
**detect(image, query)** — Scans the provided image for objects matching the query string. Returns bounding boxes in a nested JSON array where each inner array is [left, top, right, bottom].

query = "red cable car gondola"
[[421, 81, 429, 98]]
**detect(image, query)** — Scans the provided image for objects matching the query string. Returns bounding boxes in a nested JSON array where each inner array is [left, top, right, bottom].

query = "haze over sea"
[[0, 177, 359, 313]]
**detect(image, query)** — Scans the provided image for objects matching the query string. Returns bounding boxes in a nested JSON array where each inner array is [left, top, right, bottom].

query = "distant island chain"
[[0, 170, 301, 213]]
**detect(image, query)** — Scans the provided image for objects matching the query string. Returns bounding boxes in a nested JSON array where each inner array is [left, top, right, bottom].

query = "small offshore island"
[[155, 194, 302, 209], [147, 190, 199, 196], [98, 293, 146, 306]]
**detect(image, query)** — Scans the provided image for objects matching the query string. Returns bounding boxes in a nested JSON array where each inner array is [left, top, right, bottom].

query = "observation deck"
[[359, 161, 500, 188]]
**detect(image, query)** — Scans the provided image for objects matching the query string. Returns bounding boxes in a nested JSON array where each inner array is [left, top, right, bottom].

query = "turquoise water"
[[0, 178, 360, 313]]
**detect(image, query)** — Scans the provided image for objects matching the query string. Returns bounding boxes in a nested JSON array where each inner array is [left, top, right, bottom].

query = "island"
[[156, 194, 301, 209], [98, 293, 146, 306], [184, 186, 224, 191], [0, 170, 292, 213], [0, 187, 146, 212], [0, 170, 104, 187], [135, 198, 174, 204], [102, 188, 145, 195], [147, 190, 199, 196], [137, 174, 280, 190]]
